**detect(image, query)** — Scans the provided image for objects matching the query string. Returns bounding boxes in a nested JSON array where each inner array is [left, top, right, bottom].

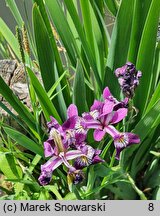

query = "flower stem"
[[126, 99, 134, 131], [126, 173, 147, 200], [109, 149, 116, 168]]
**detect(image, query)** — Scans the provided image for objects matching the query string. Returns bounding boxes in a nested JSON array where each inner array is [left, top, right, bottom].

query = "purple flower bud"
[[115, 62, 142, 98]]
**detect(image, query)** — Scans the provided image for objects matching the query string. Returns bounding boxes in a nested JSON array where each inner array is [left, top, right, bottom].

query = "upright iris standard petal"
[[44, 139, 55, 157], [67, 104, 78, 118], [111, 108, 128, 124], [103, 86, 112, 99], [102, 100, 115, 115], [90, 100, 104, 112], [103, 86, 129, 110], [47, 116, 61, 131]]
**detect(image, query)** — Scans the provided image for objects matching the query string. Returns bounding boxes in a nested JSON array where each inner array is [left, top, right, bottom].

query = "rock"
[[0, 59, 42, 115], [0, 59, 41, 128]]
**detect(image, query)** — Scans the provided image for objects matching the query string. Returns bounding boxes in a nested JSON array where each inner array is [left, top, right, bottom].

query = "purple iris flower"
[[115, 62, 142, 98], [83, 101, 128, 142], [82, 95, 140, 159], [38, 129, 85, 185], [39, 108, 104, 185]]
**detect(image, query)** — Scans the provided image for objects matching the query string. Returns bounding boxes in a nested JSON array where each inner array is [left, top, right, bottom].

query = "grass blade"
[[134, 0, 160, 114], [0, 18, 20, 59], [73, 61, 87, 115], [32, 4, 56, 92], [33, 0, 71, 107], [27, 67, 62, 123], [5, 0, 23, 27], [4, 127, 44, 157], [0, 76, 36, 132]]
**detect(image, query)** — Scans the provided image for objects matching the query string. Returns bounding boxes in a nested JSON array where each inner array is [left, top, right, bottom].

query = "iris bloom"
[[83, 95, 128, 142], [39, 129, 85, 185], [39, 109, 104, 185], [83, 93, 140, 159]]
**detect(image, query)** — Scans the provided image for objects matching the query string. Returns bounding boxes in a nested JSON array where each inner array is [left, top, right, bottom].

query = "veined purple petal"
[[114, 132, 140, 160], [113, 98, 129, 111], [90, 100, 103, 112], [62, 116, 77, 130], [84, 119, 102, 129], [100, 112, 114, 126], [127, 132, 140, 144], [47, 116, 61, 130], [103, 87, 112, 99], [82, 112, 94, 120], [94, 129, 106, 141], [74, 145, 104, 169], [105, 125, 120, 138], [92, 155, 104, 164], [67, 169, 84, 185], [83, 110, 99, 120], [95, 149, 102, 155], [59, 152, 72, 168], [41, 156, 62, 172], [44, 140, 55, 157], [65, 150, 84, 160], [111, 108, 128, 124], [86, 145, 95, 159], [75, 133, 86, 144], [102, 100, 114, 115], [67, 104, 78, 118], [114, 133, 129, 160]]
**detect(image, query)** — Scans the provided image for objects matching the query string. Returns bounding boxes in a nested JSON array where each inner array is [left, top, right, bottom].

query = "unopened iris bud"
[[115, 62, 142, 98]]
